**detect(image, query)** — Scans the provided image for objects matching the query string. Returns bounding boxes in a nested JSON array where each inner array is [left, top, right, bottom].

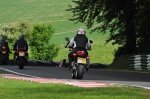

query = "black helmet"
[[19, 35, 24, 39], [1, 36, 5, 41]]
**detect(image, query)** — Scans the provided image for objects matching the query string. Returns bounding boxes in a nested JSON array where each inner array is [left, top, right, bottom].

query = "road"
[[0, 65, 150, 89]]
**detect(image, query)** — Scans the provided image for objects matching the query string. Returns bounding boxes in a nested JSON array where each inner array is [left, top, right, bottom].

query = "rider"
[[66, 28, 91, 68], [0, 36, 10, 61], [13, 35, 28, 59]]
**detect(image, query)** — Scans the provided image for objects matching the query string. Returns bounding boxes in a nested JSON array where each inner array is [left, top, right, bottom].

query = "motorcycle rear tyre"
[[1, 55, 6, 65], [18, 58, 25, 69], [75, 64, 84, 79]]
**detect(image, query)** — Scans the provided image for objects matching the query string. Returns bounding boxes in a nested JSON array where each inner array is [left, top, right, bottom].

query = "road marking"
[[0, 68, 149, 89], [0, 67, 40, 78], [0, 74, 117, 88]]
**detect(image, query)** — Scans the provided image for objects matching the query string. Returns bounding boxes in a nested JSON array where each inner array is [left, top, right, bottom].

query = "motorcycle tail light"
[[76, 51, 85, 56], [18, 48, 25, 51], [16, 48, 25, 54], [2, 46, 6, 50]]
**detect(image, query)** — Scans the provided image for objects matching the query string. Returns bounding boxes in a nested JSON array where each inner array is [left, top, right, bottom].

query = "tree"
[[67, 0, 150, 56], [29, 24, 59, 60], [135, 0, 150, 53]]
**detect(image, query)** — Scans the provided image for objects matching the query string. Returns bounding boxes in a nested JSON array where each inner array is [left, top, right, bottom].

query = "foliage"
[[29, 24, 59, 60], [66, 0, 150, 56], [1, 22, 59, 60], [66, 0, 136, 55], [1, 21, 32, 43], [135, 0, 150, 54], [0, 21, 32, 59], [0, 0, 117, 63]]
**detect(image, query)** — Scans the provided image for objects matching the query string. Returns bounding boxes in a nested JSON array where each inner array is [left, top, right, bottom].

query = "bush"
[[29, 24, 59, 60], [1, 21, 32, 59]]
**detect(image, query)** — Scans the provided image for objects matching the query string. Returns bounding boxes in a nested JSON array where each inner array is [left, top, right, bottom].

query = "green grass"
[[52, 31, 118, 64], [0, 0, 76, 32], [0, 0, 118, 64], [0, 77, 150, 99], [0, 1, 150, 98]]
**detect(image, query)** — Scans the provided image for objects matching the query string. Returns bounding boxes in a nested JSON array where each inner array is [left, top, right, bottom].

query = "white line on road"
[[0, 67, 150, 90], [0, 67, 40, 78]]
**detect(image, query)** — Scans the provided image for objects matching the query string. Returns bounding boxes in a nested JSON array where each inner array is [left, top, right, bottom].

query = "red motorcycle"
[[71, 50, 90, 79], [0, 46, 8, 65], [15, 48, 28, 69], [65, 37, 92, 79]]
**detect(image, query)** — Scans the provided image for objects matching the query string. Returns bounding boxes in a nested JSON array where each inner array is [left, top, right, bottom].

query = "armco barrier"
[[129, 55, 150, 70]]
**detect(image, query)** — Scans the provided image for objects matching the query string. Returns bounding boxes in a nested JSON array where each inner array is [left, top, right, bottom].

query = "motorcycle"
[[15, 48, 28, 69], [64, 37, 93, 79], [0, 46, 9, 65]]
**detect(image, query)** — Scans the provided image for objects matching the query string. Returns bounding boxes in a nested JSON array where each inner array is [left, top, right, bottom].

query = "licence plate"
[[19, 52, 25, 56], [77, 57, 86, 64], [2, 51, 6, 54]]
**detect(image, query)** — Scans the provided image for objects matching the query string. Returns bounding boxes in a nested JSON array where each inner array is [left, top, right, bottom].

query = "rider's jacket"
[[13, 38, 28, 51], [0, 39, 9, 52], [67, 34, 91, 50]]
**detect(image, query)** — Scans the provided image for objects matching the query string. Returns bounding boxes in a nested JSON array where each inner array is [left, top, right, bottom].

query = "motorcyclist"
[[0, 36, 10, 61], [13, 35, 28, 60], [66, 28, 91, 69]]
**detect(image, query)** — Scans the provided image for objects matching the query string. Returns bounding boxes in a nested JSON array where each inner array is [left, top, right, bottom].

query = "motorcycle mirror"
[[65, 37, 69, 41], [89, 40, 93, 43]]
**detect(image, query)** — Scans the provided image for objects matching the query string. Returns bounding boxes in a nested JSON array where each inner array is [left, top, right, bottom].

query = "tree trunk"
[[125, 0, 136, 54]]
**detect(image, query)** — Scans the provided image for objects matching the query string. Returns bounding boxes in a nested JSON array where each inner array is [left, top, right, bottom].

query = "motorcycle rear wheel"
[[1, 55, 6, 65], [18, 58, 25, 69], [75, 64, 84, 79], [19, 65, 24, 69]]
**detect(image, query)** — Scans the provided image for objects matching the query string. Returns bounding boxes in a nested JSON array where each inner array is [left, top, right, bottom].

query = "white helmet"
[[77, 28, 86, 35]]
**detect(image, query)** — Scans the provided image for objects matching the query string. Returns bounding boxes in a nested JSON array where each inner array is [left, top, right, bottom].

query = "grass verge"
[[0, 77, 150, 99]]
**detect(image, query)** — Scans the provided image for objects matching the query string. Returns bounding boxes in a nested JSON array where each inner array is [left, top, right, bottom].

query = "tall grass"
[[0, 0, 118, 64]]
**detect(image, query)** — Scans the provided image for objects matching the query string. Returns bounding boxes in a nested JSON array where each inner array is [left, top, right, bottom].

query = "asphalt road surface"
[[0, 65, 150, 89]]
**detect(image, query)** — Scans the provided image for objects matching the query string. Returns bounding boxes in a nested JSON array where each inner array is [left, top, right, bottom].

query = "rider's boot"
[[86, 65, 89, 71], [68, 62, 74, 71]]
